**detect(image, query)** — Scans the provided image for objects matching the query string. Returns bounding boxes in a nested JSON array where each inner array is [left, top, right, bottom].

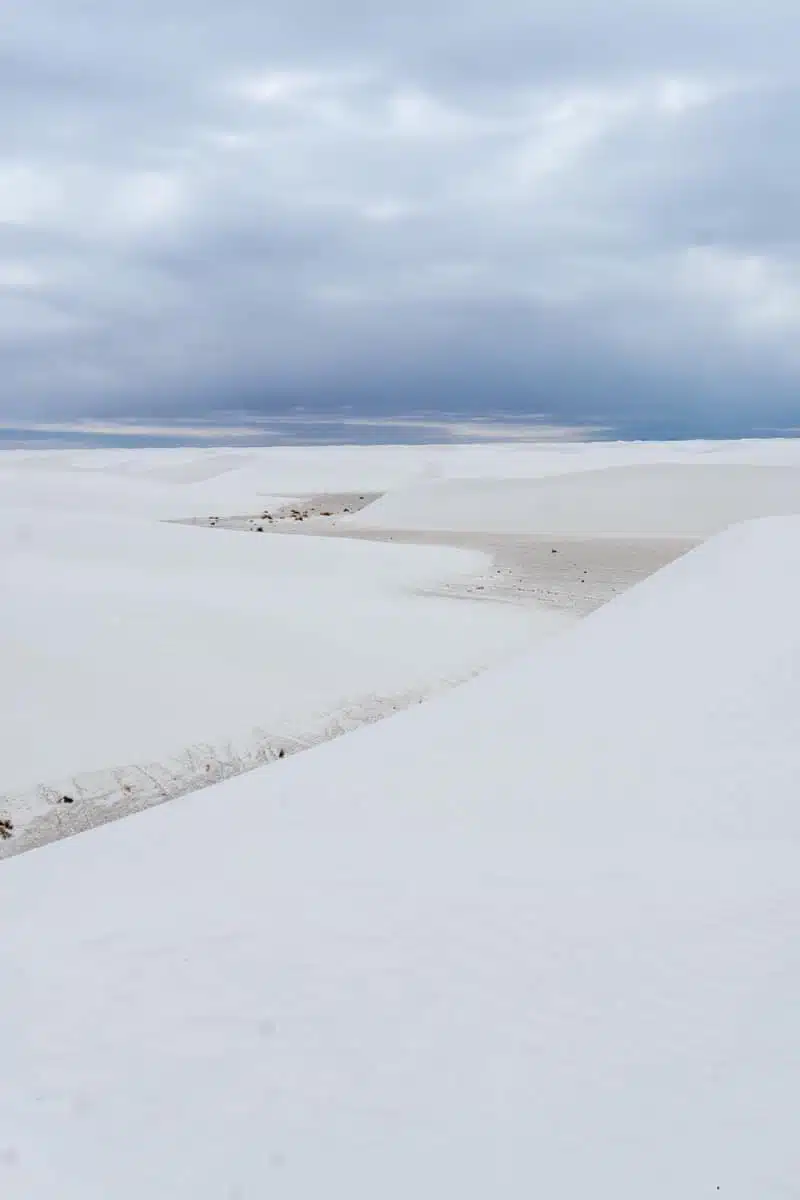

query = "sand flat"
[[292, 525, 696, 612]]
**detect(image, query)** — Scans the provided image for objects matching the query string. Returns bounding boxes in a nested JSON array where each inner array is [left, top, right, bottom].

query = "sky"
[[2, 0, 800, 440]]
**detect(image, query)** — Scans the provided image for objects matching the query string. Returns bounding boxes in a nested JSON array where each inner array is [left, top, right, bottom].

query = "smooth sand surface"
[[342, 463, 800, 536], [4, 517, 800, 1197]]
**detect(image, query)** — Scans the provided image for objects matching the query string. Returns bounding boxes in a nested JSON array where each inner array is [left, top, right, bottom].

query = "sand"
[[10, 451, 798, 859], [2, 486, 687, 860], [306, 528, 695, 614], [191, 493, 696, 614], [4, 515, 800, 1197]]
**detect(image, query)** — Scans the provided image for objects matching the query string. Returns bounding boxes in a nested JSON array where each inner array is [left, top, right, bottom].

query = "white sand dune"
[[345, 462, 800, 536], [6, 436, 800, 520], [0, 512, 798, 1197], [2, 503, 559, 851], [6, 444, 800, 850]]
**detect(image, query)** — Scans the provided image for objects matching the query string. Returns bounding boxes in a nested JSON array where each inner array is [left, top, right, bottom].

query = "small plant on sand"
[[0, 816, 13, 840]]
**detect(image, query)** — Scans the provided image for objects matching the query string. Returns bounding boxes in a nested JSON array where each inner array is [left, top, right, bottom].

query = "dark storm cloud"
[[3, 0, 800, 433]]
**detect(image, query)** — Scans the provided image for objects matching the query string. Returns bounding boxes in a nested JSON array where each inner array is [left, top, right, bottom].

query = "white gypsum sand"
[[339, 461, 800, 536], [5, 443, 800, 855], [284, 526, 696, 612], [190, 492, 696, 613], [0, 513, 799, 1197], [0, 502, 565, 856]]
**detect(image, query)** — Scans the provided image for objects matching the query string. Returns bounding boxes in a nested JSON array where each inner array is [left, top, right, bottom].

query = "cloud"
[[0, 414, 603, 444], [2, 0, 800, 434], [680, 247, 800, 340]]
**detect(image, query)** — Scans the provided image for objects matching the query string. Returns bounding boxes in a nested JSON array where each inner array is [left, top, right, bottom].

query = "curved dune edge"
[[3, 499, 693, 858]]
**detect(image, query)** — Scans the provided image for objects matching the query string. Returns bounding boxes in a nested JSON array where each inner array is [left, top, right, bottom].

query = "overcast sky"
[[3, 0, 800, 436]]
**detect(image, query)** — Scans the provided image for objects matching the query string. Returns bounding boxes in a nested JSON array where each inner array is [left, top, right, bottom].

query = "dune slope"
[[1, 516, 798, 1197], [345, 462, 800, 535]]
